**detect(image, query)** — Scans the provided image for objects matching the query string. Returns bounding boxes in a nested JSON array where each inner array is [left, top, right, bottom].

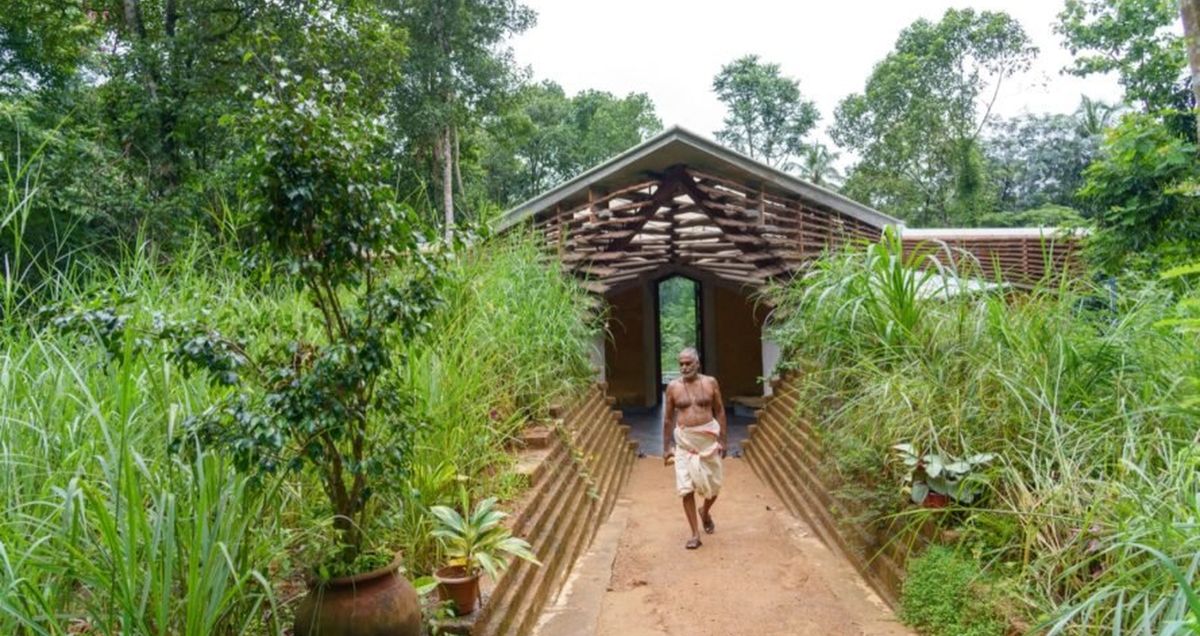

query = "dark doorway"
[[655, 275, 701, 391]]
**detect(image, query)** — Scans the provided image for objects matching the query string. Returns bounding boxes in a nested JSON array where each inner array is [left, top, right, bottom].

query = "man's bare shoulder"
[[701, 374, 721, 391]]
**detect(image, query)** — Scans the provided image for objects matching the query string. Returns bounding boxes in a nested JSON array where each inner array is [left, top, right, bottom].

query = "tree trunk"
[[454, 126, 466, 214], [1182, 0, 1200, 138], [442, 125, 454, 241]]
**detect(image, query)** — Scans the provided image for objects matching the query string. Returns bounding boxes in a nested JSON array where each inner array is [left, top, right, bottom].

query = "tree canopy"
[[712, 55, 819, 170], [1056, 0, 1188, 112], [832, 8, 1036, 227]]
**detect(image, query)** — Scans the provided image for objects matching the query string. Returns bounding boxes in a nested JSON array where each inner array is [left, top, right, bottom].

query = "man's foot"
[[701, 511, 715, 534], [685, 537, 702, 549]]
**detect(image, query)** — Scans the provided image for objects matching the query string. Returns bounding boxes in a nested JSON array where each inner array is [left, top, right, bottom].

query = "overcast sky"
[[510, 0, 1136, 147]]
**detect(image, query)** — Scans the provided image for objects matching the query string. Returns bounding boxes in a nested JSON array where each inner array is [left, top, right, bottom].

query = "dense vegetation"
[[0, 225, 596, 632], [4, 0, 1200, 634], [766, 232, 1200, 633]]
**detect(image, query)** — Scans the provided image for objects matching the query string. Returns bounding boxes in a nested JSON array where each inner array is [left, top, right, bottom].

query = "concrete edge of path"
[[532, 496, 634, 636]]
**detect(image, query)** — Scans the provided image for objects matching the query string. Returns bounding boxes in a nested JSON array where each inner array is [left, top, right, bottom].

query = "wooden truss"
[[534, 165, 881, 294]]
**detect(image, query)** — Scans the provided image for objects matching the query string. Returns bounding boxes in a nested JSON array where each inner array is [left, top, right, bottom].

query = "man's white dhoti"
[[674, 419, 723, 499]]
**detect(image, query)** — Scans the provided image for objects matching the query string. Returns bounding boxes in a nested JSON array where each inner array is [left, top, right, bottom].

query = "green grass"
[[765, 234, 1200, 634], [0, 219, 596, 633]]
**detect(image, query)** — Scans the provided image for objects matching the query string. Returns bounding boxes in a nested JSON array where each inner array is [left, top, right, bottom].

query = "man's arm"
[[662, 384, 676, 462], [710, 378, 727, 452]]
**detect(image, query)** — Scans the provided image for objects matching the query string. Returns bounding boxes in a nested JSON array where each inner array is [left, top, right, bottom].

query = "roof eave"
[[494, 126, 902, 233]]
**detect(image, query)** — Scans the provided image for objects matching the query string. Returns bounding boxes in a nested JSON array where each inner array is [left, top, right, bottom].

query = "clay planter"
[[921, 491, 950, 509], [294, 555, 422, 636], [434, 565, 482, 615]]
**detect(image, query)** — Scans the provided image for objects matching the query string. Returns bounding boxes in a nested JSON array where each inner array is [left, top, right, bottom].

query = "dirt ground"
[[592, 457, 913, 636]]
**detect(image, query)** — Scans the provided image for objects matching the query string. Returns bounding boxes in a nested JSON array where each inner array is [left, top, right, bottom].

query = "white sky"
[[510, 0, 1133, 147]]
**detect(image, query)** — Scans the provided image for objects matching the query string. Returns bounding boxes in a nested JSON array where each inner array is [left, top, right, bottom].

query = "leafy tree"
[[974, 204, 1087, 228], [1080, 112, 1200, 272], [0, 1, 99, 92], [478, 81, 661, 207], [1057, 0, 1188, 113], [983, 103, 1108, 213], [712, 55, 819, 170], [188, 50, 445, 568], [392, 0, 536, 237], [832, 9, 1036, 227]]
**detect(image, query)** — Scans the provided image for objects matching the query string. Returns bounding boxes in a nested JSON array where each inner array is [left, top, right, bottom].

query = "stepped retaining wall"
[[462, 384, 636, 636]]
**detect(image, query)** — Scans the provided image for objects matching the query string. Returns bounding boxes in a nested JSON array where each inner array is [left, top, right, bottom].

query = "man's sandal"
[[685, 537, 702, 549], [702, 514, 715, 534]]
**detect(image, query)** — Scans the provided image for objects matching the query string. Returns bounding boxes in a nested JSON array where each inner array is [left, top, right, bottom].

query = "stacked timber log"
[[535, 166, 880, 295], [465, 384, 637, 636], [742, 376, 907, 608]]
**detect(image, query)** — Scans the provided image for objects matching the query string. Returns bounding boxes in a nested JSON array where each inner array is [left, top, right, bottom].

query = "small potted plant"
[[892, 444, 996, 508], [430, 489, 541, 615]]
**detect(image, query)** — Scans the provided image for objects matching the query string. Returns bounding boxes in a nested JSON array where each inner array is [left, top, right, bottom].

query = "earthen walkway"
[[535, 457, 913, 636]]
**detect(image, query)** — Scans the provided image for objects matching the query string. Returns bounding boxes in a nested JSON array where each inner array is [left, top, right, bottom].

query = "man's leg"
[[681, 492, 701, 548], [700, 495, 717, 533]]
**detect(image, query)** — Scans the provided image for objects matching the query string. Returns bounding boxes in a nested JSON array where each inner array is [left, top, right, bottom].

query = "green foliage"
[[174, 56, 447, 569], [833, 8, 1036, 226], [392, 236, 598, 571], [0, 247, 296, 635], [0, 229, 596, 630], [796, 142, 843, 188], [767, 231, 1200, 632], [657, 276, 698, 381], [1056, 0, 1189, 112], [983, 107, 1106, 214], [892, 444, 996, 505], [900, 547, 1006, 636], [478, 81, 662, 207], [430, 490, 539, 580], [392, 0, 537, 228], [0, 1, 98, 91], [1080, 112, 1200, 273], [712, 55, 819, 170], [974, 204, 1088, 229]]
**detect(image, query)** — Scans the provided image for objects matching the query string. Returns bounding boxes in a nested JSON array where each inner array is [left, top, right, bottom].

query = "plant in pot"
[[174, 36, 444, 636], [429, 488, 541, 615], [892, 444, 996, 508]]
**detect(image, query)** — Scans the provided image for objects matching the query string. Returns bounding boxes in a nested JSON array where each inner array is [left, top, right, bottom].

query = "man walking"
[[662, 347, 727, 549]]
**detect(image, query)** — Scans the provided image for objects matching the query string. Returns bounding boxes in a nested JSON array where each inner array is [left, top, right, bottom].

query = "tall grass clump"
[[0, 243, 310, 634], [766, 231, 1200, 634], [394, 234, 598, 570]]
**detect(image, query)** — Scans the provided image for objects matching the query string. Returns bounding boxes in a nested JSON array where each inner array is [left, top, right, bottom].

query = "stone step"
[[506, 421, 630, 636], [473, 389, 636, 636], [520, 425, 554, 450]]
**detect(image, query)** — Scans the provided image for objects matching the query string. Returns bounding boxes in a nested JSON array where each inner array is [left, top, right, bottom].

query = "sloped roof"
[[496, 126, 1082, 293], [496, 126, 901, 232]]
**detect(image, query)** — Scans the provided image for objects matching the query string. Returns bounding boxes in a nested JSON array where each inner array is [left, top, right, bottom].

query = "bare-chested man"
[[662, 347, 727, 549]]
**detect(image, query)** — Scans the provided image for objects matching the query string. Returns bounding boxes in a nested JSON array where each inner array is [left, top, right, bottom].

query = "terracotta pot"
[[434, 564, 482, 615], [294, 554, 422, 636], [922, 491, 950, 509]]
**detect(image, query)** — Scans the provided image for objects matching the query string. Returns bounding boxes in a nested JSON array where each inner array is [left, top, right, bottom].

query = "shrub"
[[900, 546, 1005, 636]]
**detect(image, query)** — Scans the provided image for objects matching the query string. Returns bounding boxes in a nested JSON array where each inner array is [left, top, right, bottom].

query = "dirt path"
[[538, 457, 912, 636]]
